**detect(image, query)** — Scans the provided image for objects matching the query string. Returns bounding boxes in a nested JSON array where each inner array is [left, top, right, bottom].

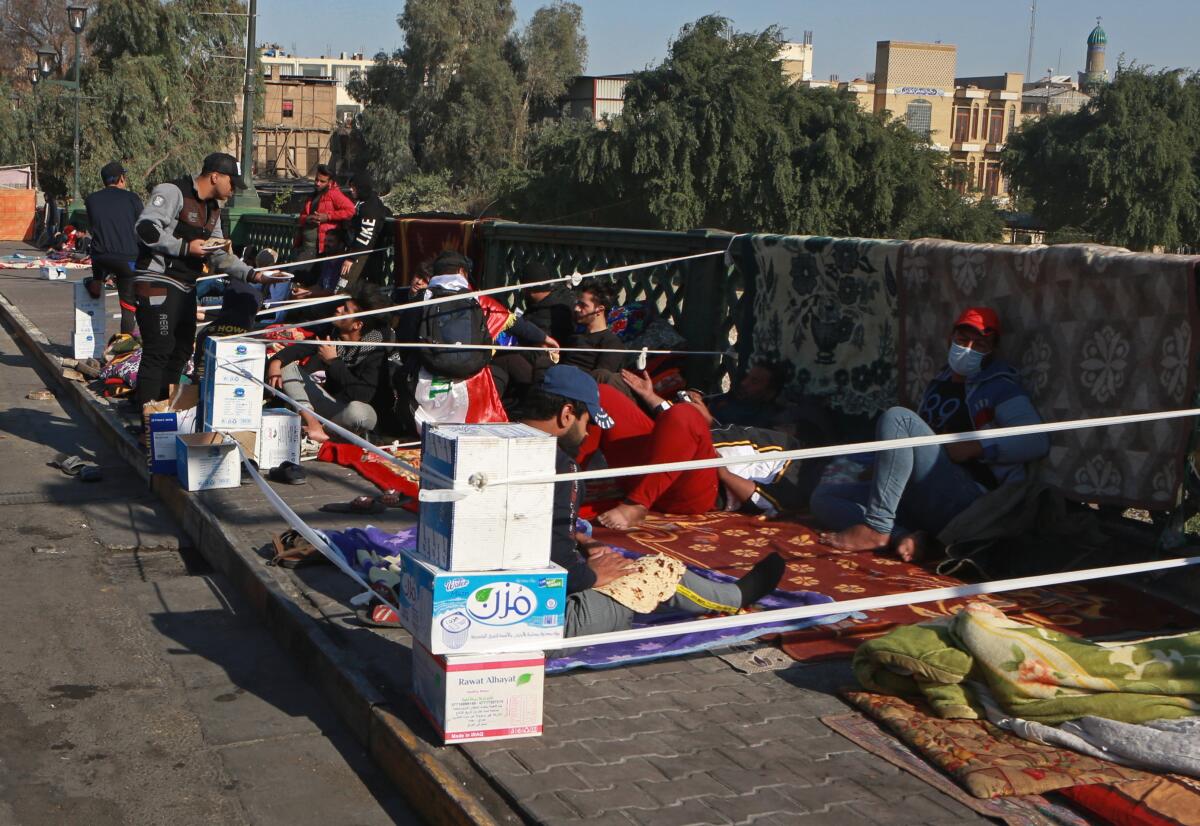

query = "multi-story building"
[[779, 32, 814, 83], [949, 72, 1024, 198], [1022, 76, 1090, 117], [873, 41, 958, 149], [564, 74, 631, 125], [259, 48, 375, 125], [231, 65, 338, 179]]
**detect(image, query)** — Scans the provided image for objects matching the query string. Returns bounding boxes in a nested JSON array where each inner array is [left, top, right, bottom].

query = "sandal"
[[319, 495, 385, 515], [267, 529, 330, 569]]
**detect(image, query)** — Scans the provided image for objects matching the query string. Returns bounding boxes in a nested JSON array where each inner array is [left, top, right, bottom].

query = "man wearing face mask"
[[812, 307, 1048, 562]]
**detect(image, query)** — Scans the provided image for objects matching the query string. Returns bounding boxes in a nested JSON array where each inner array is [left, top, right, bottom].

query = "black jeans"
[[135, 282, 197, 405], [91, 254, 138, 334]]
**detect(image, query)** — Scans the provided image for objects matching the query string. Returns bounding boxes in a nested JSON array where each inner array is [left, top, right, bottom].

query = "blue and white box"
[[202, 338, 266, 431], [149, 408, 198, 474], [418, 423, 556, 571], [374, 547, 566, 655]]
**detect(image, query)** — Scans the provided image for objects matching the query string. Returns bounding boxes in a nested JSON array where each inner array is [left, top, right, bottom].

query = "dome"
[[1088, 22, 1107, 47]]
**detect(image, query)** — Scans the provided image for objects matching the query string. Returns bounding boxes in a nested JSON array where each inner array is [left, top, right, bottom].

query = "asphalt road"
[[0, 308, 418, 824]]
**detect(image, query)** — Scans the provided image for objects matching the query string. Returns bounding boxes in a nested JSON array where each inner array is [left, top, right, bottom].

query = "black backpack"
[[414, 285, 491, 379]]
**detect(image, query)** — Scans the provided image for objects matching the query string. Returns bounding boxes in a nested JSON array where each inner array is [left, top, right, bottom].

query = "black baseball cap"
[[100, 161, 125, 185], [201, 152, 247, 190]]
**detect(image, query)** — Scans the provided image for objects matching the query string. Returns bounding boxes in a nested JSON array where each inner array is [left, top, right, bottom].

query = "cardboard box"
[[418, 423, 556, 571], [40, 265, 66, 280], [72, 280, 105, 335], [369, 547, 565, 655], [71, 332, 103, 360], [175, 432, 240, 491], [148, 408, 198, 474], [202, 338, 266, 431], [411, 643, 544, 743], [257, 409, 301, 470]]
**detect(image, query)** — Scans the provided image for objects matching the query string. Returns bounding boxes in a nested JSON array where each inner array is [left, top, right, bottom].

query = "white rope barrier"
[[237, 446, 405, 616], [195, 246, 385, 282], [497, 552, 1200, 653], [226, 250, 726, 339], [478, 406, 1200, 489], [225, 334, 732, 358]]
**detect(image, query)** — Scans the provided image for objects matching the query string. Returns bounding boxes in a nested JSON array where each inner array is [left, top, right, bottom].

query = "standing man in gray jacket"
[[133, 153, 283, 405]]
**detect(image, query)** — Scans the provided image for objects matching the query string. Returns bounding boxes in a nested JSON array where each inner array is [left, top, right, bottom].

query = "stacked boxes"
[[202, 337, 266, 432], [396, 423, 562, 743], [72, 280, 105, 359]]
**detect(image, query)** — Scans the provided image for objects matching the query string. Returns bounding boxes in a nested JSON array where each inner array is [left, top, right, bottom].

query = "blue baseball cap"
[[542, 365, 614, 429]]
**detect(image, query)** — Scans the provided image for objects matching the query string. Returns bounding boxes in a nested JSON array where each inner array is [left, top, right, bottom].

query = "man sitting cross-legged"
[[266, 284, 392, 445], [812, 307, 1048, 562], [519, 366, 785, 637]]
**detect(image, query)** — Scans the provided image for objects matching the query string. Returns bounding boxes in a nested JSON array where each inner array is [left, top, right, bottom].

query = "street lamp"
[[36, 47, 56, 79], [66, 3, 89, 206]]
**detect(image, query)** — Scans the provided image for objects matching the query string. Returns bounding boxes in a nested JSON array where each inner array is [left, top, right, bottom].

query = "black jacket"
[[523, 285, 576, 343], [84, 186, 143, 260], [271, 333, 387, 405], [550, 447, 596, 594]]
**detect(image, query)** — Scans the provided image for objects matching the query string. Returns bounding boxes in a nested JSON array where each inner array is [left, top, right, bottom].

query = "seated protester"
[[706, 360, 789, 430], [518, 365, 785, 638], [265, 284, 391, 444], [616, 372, 820, 518], [813, 307, 1049, 562], [561, 281, 626, 379], [391, 260, 431, 347], [521, 260, 576, 343]]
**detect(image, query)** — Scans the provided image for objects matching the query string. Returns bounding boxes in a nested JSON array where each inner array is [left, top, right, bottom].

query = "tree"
[[0, 0, 87, 78], [506, 15, 1000, 241], [1003, 66, 1200, 250], [348, 0, 586, 199]]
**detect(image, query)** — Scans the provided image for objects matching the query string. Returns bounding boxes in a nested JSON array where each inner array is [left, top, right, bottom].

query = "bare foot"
[[893, 531, 928, 563], [597, 501, 648, 530], [304, 424, 331, 444], [818, 523, 890, 551]]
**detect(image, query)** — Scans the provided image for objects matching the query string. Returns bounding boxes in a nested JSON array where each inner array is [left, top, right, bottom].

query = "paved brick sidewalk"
[[1, 248, 1004, 825]]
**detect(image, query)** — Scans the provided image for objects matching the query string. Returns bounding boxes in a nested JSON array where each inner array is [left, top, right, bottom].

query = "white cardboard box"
[[411, 643, 544, 743], [417, 423, 556, 571], [72, 280, 105, 335], [71, 332, 103, 360], [257, 409, 301, 470], [202, 338, 266, 431], [175, 432, 241, 491]]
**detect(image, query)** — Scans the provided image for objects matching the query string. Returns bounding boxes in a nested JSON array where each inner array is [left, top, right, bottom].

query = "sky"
[[257, 0, 1200, 82]]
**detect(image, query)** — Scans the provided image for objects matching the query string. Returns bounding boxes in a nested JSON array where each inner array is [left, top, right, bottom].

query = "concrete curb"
[[0, 291, 517, 826]]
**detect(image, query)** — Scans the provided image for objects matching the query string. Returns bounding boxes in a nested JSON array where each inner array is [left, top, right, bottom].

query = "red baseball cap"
[[953, 307, 1001, 336]]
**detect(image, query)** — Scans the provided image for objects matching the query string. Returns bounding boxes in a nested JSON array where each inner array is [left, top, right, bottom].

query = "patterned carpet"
[[591, 510, 1200, 661]]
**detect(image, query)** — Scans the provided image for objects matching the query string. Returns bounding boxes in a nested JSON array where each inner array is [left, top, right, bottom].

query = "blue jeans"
[[810, 407, 984, 536]]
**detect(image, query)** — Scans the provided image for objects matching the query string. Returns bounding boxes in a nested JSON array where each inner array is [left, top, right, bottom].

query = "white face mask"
[[948, 342, 985, 378]]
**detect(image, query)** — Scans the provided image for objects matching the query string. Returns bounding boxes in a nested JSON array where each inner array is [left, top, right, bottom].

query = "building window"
[[953, 107, 971, 142], [905, 99, 933, 138], [988, 108, 1004, 144], [281, 100, 294, 118], [300, 63, 325, 78], [984, 163, 1001, 196], [1008, 106, 1016, 137], [970, 105, 980, 140]]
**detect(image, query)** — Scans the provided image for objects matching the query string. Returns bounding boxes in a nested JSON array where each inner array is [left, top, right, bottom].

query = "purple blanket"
[[324, 526, 846, 672]]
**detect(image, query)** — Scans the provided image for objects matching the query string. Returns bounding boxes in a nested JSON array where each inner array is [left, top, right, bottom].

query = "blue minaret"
[[1083, 17, 1107, 91]]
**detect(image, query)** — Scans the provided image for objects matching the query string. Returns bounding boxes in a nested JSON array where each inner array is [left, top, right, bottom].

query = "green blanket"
[[854, 602, 1200, 724]]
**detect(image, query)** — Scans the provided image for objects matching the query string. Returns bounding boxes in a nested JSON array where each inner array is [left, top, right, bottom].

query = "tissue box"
[[71, 332, 103, 360], [369, 547, 565, 655], [175, 432, 240, 491], [202, 337, 266, 431], [257, 409, 301, 470], [411, 643, 544, 743], [73, 280, 105, 336], [417, 423, 556, 571], [148, 409, 198, 474]]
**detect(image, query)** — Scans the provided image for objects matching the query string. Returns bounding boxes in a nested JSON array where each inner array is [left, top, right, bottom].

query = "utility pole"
[[1025, 0, 1037, 81], [239, 0, 257, 205]]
